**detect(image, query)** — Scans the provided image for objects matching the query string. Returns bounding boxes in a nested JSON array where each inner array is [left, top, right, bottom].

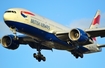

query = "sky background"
[[0, 0, 105, 68]]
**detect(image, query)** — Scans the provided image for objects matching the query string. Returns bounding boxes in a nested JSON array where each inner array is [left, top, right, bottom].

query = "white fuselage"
[[4, 8, 69, 34]]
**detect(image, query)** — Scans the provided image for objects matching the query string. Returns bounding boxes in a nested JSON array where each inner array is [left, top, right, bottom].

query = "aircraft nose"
[[3, 11, 17, 21], [3, 13, 9, 21]]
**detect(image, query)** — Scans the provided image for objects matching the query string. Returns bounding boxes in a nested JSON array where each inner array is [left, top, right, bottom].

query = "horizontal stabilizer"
[[98, 44, 105, 48]]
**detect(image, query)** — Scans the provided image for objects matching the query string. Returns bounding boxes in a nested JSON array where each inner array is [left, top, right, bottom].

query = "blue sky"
[[0, 0, 105, 68]]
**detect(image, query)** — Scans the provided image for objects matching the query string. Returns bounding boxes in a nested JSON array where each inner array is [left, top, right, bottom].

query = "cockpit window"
[[5, 11, 16, 13]]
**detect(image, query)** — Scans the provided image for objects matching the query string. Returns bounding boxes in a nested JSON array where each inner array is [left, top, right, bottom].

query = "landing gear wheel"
[[75, 55, 79, 59], [38, 57, 41, 62], [33, 53, 38, 59], [41, 56, 46, 61], [33, 52, 46, 62], [72, 53, 79, 59], [80, 54, 83, 58]]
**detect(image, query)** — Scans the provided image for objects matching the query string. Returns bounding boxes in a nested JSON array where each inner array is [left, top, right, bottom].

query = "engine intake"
[[69, 28, 89, 43], [1, 35, 19, 50]]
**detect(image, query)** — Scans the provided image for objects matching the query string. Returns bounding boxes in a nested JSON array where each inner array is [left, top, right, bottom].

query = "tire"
[[38, 57, 41, 62], [42, 57, 46, 61]]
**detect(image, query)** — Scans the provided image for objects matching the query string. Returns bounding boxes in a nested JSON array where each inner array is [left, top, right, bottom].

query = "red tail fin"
[[90, 10, 100, 29], [90, 10, 101, 41]]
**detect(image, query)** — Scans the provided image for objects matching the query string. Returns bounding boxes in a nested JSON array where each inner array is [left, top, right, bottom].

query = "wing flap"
[[55, 27, 105, 41]]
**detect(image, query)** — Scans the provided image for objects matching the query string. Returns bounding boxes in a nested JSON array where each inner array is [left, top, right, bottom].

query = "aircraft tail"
[[89, 10, 100, 41], [89, 10, 100, 29]]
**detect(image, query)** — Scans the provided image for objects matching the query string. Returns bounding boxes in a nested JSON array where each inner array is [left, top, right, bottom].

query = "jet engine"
[[1, 35, 19, 50], [69, 28, 89, 44]]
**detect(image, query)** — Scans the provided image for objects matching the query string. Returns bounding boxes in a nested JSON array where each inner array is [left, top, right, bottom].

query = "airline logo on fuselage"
[[21, 11, 35, 18]]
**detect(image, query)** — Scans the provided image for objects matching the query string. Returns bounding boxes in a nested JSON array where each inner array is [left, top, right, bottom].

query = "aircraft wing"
[[0, 35, 52, 50], [56, 28, 105, 41], [85, 28, 105, 37]]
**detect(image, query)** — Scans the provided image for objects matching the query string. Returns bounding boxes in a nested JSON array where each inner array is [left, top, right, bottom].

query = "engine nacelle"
[[69, 28, 89, 43], [1, 35, 19, 50]]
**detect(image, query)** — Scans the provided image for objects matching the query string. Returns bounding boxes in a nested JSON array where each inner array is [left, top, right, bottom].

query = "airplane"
[[0, 8, 105, 62]]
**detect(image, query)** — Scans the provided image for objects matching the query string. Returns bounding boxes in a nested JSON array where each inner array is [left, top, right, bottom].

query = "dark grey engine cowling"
[[1, 35, 19, 50], [69, 28, 89, 44]]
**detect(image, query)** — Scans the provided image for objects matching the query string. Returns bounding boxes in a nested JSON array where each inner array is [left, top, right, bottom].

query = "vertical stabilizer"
[[89, 10, 100, 41], [89, 10, 100, 29]]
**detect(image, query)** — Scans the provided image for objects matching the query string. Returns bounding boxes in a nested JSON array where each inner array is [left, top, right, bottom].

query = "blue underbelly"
[[5, 21, 73, 50]]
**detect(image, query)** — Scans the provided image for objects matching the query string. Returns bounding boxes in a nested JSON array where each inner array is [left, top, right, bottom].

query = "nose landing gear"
[[10, 27, 18, 40]]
